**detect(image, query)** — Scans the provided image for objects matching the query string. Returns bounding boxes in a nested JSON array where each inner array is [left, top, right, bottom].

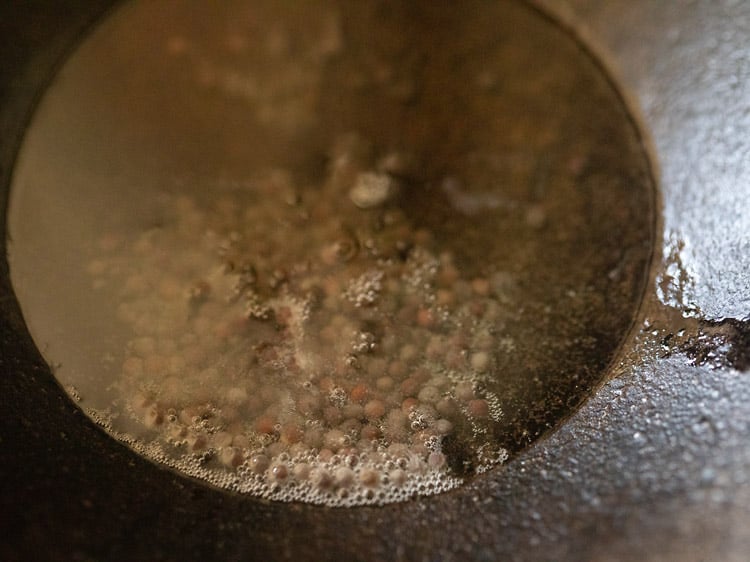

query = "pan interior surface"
[[7, 0, 654, 506]]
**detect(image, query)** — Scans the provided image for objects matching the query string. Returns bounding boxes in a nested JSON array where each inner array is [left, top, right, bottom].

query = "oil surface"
[[8, 0, 654, 505]]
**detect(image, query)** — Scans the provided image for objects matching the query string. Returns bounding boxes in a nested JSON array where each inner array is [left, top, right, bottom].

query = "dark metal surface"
[[1, 1, 749, 561]]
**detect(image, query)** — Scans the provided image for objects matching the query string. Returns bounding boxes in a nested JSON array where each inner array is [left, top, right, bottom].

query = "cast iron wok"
[[2, 1, 750, 561]]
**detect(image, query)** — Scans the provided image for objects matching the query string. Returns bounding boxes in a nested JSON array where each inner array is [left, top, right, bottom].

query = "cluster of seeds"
[[88, 133, 509, 505]]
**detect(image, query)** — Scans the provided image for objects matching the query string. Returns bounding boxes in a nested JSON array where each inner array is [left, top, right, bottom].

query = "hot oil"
[[8, 0, 654, 505]]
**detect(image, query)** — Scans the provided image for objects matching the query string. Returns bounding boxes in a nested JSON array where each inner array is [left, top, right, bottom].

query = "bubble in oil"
[[8, 0, 655, 506]]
